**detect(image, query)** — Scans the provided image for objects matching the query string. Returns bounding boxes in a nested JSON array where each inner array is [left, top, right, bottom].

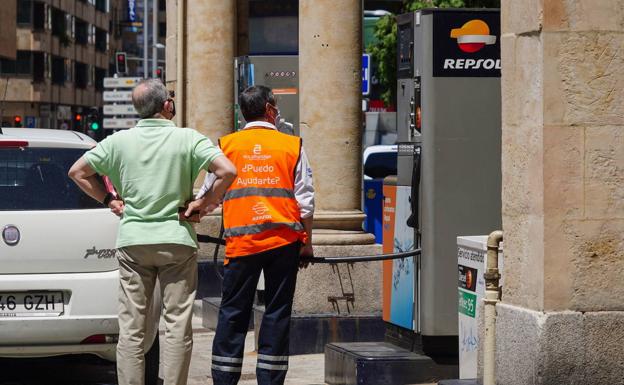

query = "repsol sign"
[[432, 10, 500, 78], [443, 58, 501, 70]]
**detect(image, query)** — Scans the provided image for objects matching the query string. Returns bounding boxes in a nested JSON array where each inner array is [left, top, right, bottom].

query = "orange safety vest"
[[219, 127, 307, 259]]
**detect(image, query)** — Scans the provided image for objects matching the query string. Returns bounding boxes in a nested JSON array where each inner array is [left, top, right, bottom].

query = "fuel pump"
[[390, 8, 502, 358]]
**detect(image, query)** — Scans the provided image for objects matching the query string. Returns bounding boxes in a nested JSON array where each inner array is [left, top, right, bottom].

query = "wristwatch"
[[103, 192, 115, 206]]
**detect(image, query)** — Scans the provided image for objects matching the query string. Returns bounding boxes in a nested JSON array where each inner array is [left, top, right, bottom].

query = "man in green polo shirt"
[[68, 78, 236, 385]]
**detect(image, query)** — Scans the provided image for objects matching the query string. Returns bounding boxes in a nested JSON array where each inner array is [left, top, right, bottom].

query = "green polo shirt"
[[84, 119, 223, 249]]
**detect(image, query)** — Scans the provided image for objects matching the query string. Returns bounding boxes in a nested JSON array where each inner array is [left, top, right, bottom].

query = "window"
[[159, 22, 166, 38], [51, 56, 65, 85], [32, 2, 46, 30], [33, 52, 45, 82], [95, 28, 108, 52], [16, 52, 32, 75], [17, 0, 33, 25], [95, 0, 108, 13], [51, 8, 65, 38], [75, 19, 88, 45], [66, 14, 75, 41], [64, 59, 73, 83], [45, 53, 51, 79], [95, 67, 106, 91], [159, 0, 166, 11], [0, 58, 16, 76], [88, 24, 96, 45], [0, 148, 101, 210], [75, 62, 88, 89], [0, 51, 33, 77], [88, 64, 95, 86]]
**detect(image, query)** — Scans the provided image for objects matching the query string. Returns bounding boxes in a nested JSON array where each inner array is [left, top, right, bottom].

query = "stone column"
[[299, 0, 365, 230], [185, 0, 235, 142], [166, 0, 235, 141], [497, 1, 624, 383], [297, 0, 380, 315], [166, 0, 236, 259]]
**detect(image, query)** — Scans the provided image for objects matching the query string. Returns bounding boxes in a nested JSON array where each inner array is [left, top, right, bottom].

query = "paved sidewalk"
[[167, 316, 437, 385], [160, 316, 325, 385]]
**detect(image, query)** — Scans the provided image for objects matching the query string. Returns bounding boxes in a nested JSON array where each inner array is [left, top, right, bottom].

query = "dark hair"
[[239, 85, 276, 122]]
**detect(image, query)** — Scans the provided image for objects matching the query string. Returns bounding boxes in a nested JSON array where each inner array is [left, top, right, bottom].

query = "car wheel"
[[144, 332, 161, 385]]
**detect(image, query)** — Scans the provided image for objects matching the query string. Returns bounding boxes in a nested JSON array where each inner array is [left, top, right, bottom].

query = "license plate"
[[0, 292, 65, 317]]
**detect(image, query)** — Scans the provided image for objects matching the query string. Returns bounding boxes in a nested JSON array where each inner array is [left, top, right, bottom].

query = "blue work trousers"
[[211, 242, 300, 385]]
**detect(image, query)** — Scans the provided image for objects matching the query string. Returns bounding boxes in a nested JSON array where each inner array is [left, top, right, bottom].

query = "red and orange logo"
[[450, 19, 496, 53]]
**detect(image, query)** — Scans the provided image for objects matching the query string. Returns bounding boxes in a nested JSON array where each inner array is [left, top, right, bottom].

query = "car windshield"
[[364, 151, 397, 179], [0, 147, 102, 210]]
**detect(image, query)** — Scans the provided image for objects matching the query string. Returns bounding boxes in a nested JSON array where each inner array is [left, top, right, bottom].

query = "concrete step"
[[438, 380, 479, 385], [253, 305, 386, 355], [325, 342, 458, 385]]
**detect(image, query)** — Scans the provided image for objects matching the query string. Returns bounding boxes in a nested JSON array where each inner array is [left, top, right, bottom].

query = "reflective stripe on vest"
[[224, 222, 304, 238], [224, 187, 295, 201]]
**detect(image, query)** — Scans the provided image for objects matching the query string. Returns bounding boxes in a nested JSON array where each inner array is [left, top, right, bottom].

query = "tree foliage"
[[368, 0, 500, 106]]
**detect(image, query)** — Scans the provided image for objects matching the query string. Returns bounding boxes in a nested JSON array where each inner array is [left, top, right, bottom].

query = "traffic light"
[[155, 67, 164, 81], [14, 116, 22, 128], [87, 109, 100, 131], [116, 52, 127, 75], [74, 113, 83, 130]]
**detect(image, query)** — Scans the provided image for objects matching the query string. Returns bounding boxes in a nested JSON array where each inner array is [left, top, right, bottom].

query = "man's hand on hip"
[[109, 199, 125, 217]]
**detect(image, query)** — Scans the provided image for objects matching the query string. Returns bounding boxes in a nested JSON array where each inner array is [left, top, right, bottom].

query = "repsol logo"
[[443, 58, 501, 70]]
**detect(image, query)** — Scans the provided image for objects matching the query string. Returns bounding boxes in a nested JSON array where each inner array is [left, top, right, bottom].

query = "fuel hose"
[[198, 229, 420, 280]]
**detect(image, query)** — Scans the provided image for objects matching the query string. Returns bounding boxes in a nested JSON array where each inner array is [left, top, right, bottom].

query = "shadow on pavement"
[[0, 355, 117, 385]]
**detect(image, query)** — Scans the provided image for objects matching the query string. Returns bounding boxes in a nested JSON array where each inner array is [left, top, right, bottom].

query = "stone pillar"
[[166, 0, 235, 142], [166, 0, 236, 259], [299, 0, 364, 224], [186, 0, 235, 141], [165, 0, 177, 91], [297, 0, 380, 315], [497, 1, 624, 383]]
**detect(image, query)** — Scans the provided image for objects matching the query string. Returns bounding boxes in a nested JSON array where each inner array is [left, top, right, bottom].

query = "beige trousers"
[[116, 243, 197, 385]]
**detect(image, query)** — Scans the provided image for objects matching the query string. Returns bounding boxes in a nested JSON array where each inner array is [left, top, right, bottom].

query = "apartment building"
[[0, 0, 123, 130]]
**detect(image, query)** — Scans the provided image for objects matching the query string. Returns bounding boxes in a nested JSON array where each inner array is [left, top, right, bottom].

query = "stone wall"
[[499, 0, 624, 383], [502, 0, 624, 312]]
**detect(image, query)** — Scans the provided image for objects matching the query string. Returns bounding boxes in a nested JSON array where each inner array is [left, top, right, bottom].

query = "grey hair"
[[132, 79, 168, 118]]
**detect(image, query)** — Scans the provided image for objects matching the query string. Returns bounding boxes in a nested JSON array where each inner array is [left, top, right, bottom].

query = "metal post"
[[152, 0, 158, 78], [143, 0, 148, 78]]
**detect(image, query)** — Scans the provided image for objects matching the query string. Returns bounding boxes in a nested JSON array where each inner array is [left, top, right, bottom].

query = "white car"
[[0, 128, 159, 377]]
